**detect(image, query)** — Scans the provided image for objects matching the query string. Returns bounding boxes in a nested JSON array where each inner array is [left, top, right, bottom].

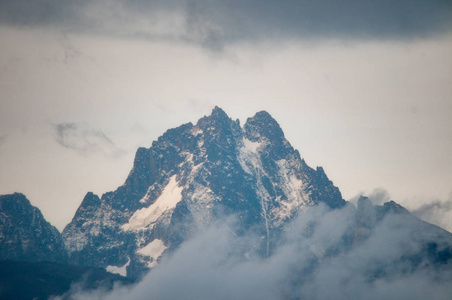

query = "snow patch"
[[238, 137, 263, 174], [122, 175, 183, 231], [276, 159, 305, 200], [191, 126, 203, 136], [137, 239, 167, 268], [272, 159, 311, 223], [243, 138, 261, 152], [186, 183, 216, 226], [137, 239, 167, 259], [106, 258, 130, 277]]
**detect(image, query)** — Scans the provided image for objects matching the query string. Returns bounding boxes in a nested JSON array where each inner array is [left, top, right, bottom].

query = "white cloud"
[[63, 204, 452, 299], [412, 195, 452, 232]]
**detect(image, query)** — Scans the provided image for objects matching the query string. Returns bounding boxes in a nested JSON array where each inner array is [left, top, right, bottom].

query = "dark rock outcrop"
[[0, 193, 67, 264]]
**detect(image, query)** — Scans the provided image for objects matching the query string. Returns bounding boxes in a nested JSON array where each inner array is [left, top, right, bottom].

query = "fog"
[[60, 199, 452, 299]]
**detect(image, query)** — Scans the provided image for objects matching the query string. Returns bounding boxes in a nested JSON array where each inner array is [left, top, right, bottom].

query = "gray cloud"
[[349, 191, 452, 233], [64, 203, 452, 299], [1, 0, 451, 49], [52, 122, 124, 157], [348, 188, 392, 206], [412, 195, 452, 232], [367, 188, 392, 205]]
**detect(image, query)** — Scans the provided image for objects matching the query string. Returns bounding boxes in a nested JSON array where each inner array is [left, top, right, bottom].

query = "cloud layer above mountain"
[[2, 0, 452, 49]]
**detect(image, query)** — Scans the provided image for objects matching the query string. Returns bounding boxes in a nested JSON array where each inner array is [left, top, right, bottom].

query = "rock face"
[[62, 107, 345, 278], [0, 193, 67, 263]]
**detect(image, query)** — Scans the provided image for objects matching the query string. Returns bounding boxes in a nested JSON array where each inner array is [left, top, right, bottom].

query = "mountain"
[[126, 196, 452, 300], [62, 107, 345, 278], [2, 107, 452, 298], [351, 197, 452, 268], [0, 193, 67, 264]]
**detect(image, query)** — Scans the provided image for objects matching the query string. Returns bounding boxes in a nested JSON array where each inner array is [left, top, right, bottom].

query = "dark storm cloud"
[[1, 0, 451, 48], [53, 122, 123, 157], [0, 0, 74, 26]]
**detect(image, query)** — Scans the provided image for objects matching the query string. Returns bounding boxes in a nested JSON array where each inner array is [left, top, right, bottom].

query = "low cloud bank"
[[64, 198, 452, 299]]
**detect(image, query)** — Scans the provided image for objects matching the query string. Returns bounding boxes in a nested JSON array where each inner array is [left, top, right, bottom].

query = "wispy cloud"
[[412, 195, 452, 232], [52, 122, 124, 157], [348, 188, 392, 206]]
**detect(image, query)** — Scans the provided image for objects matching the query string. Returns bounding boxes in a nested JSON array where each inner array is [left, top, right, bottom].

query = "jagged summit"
[[196, 107, 238, 140], [198, 106, 231, 124], [211, 105, 229, 118], [62, 107, 345, 278], [244, 110, 285, 143]]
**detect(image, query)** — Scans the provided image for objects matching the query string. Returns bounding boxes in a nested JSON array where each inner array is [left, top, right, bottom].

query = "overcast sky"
[[1, 0, 452, 230]]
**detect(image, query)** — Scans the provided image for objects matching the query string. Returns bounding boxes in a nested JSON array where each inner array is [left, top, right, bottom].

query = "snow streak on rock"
[[123, 176, 183, 232]]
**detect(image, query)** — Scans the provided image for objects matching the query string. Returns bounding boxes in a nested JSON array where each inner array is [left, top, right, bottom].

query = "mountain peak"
[[244, 110, 284, 143], [203, 106, 230, 123], [0, 193, 32, 212], [63, 107, 345, 277], [0, 192, 26, 201], [196, 106, 236, 136], [0, 193, 68, 263], [211, 106, 228, 118], [253, 110, 274, 121]]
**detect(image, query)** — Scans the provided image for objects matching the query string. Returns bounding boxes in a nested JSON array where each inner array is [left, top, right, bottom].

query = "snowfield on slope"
[[122, 176, 183, 231]]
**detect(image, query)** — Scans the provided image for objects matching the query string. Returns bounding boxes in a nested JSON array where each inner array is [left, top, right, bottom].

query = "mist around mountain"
[[62, 197, 452, 300], [1, 107, 452, 299]]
